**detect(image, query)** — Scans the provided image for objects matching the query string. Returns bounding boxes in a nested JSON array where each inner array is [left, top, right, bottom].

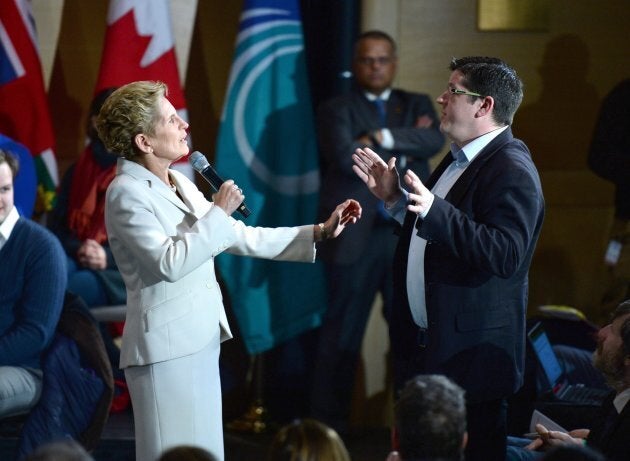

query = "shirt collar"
[[0, 205, 19, 248], [365, 88, 392, 102], [451, 125, 509, 166], [613, 387, 630, 413]]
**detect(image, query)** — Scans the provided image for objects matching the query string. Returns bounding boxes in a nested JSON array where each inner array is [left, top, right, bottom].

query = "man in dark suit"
[[520, 299, 630, 461], [353, 56, 545, 461], [311, 30, 444, 431]]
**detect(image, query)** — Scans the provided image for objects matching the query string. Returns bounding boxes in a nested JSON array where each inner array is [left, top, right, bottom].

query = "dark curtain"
[[300, 0, 361, 108]]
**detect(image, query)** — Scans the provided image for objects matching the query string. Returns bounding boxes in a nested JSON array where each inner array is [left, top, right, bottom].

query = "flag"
[[215, 0, 324, 354], [95, 0, 192, 178], [0, 0, 58, 214]]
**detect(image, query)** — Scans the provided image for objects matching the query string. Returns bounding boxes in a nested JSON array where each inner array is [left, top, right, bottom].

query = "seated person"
[[0, 150, 66, 418], [387, 374, 467, 461], [0, 133, 37, 218], [507, 299, 630, 461], [267, 418, 351, 461], [48, 88, 124, 308]]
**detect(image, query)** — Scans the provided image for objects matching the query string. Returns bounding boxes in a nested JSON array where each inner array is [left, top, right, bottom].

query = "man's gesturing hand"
[[352, 147, 402, 206]]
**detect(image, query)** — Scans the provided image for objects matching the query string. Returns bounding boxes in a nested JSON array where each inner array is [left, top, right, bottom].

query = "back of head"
[[158, 445, 218, 461], [94, 80, 167, 161], [23, 440, 94, 461], [394, 374, 466, 460], [612, 299, 630, 357], [449, 56, 523, 126], [267, 418, 351, 461]]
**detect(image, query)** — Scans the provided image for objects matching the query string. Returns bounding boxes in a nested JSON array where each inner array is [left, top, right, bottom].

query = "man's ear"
[[475, 96, 494, 118], [134, 133, 152, 155]]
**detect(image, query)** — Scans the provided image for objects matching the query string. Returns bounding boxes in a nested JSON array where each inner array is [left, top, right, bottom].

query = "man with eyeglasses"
[[311, 30, 444, 434], [353, 56, 545, 461]]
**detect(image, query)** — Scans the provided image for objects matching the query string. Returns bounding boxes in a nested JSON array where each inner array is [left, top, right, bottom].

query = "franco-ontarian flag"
[[215, 0, 324, 354]]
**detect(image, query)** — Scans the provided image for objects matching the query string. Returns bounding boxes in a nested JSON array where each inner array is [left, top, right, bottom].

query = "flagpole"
[[226, 353, 268, 434]]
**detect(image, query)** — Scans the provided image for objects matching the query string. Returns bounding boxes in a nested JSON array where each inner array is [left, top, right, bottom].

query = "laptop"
[[527, 321, 610, 406]]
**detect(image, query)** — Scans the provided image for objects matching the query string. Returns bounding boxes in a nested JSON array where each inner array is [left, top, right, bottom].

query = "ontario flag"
[[95, 0, 192, 178], [0, 0, 58, 214]]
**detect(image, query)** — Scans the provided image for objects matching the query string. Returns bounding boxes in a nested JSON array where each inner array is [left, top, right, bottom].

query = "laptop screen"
[[528, 322, 564, 388]]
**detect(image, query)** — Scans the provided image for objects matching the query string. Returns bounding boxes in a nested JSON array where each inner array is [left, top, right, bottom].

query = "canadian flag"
[[0, 0, 58, 213], [95, 0, 192, 177]]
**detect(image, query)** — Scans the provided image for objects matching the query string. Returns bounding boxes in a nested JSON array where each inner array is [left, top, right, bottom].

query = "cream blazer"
[[105, 159, 316, 368]]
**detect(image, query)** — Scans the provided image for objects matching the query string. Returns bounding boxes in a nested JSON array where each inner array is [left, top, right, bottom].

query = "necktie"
[[373, 98, 387, 127]]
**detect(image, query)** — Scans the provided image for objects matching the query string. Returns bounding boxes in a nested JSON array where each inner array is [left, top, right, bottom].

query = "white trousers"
[[125, 331, 223, 461]]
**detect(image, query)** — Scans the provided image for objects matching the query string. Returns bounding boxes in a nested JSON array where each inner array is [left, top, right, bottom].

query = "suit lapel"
[[116, 158, 192, 214], [443, 127, 514, 207]]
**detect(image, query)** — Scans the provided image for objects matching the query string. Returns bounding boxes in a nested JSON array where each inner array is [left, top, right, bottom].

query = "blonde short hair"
[[95, 80, 168, 161], [267, 418, 351, 461]]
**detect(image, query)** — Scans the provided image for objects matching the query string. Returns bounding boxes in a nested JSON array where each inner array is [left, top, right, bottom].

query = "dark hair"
[[87, 87, 118, 139], [0, 149, 19, 178], [354, 30, 397, 57], [612, 299, 630, 356], [158, 445, 218, 461], [394, 374, 466, 460], [449, 56, 523, 126]]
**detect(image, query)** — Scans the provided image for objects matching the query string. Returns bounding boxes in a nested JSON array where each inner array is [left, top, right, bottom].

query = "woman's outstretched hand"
[[319, 199, 362, 241]]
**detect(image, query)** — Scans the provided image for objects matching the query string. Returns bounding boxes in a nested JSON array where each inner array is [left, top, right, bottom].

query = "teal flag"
[[215, 0, 324, 354]]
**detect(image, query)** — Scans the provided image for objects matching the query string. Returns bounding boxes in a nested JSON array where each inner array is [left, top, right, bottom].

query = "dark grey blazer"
[[317, 86, 445, 264], [391, 128, 545, 403]]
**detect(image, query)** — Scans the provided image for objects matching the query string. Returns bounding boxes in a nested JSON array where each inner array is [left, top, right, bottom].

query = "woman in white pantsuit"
[[95, 81, 361, 461]]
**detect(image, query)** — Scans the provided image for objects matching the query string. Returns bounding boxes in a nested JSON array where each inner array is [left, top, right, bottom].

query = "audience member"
[[0, 150, 66, 418], [159, 444, 218, 461], [352, 56, 544, 461], [47, 88, 126, 391], [588, 78, 630, 321], [508, 299, 630, 461], [312, 29, 444, 433], [267, 418, 351, 461], [0, 133, 37, 218], [387, 374, 466, 461], [22, 439, 94, 461], [48, 88, 123, 308]]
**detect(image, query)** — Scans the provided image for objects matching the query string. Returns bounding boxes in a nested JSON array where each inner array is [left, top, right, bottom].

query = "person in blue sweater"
[[0, 149, 67, 418]]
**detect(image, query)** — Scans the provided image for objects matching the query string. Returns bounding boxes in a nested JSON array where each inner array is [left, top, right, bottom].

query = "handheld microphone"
[[189, 151, 251, 218]]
